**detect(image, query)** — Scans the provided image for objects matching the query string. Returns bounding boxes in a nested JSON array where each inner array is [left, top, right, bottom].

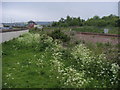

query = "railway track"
[[77, 32, 120, 37]]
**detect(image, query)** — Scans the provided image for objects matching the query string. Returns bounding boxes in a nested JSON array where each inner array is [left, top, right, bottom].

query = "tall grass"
[[2, 29, 120, 88]]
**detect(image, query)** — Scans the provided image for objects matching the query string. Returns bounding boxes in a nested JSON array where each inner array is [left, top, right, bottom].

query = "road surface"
[[0, 30, 29, 43]]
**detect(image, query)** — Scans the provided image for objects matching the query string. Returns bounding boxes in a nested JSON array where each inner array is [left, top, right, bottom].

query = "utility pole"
[[10, 18, 13, 28], [118, 1, 120, 17]]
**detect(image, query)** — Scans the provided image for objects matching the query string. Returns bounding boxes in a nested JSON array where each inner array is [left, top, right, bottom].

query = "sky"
[[2, 2, 119, 23]]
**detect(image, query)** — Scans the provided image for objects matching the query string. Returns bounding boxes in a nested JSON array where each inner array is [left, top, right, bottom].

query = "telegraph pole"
[[118, 1, 120, 46]]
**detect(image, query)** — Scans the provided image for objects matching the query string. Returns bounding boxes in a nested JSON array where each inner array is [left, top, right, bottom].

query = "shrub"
[[72, 26, 103, 33], [17, 33, 40, 47], [29, 27, 42, 33], [49, 29, 70, 42], [37, 34, 54, 51], [16, 32, 63, 52], [51, 44, 120, 88]]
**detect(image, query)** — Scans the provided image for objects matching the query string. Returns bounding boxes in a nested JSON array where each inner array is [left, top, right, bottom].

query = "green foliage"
[[72, 26, 103, 33], [85, 14, 119, 27], [49, 29, 70, 42], [51, 44, 120, 88], [29, 27, 43, 33], [85, 15, 118, 27], [72, 26, 119, 34], [52, 15, 84, 27], [2, 28, 120, 88], [52, 14, 119, 28], [93, 15, 100, 20], [116, 19, 120, 27], [3, 25, 10, 27]]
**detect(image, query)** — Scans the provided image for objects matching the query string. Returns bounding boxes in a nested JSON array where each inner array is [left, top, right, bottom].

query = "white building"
[[34, 25, 43, 29], [0, 23, 3, 27]]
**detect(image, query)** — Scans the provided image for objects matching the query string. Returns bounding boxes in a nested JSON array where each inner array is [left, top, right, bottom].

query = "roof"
[[28, 20, 36, 24]]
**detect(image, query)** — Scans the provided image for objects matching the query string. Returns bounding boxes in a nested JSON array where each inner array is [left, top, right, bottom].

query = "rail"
[[77, 32, 120, 37]]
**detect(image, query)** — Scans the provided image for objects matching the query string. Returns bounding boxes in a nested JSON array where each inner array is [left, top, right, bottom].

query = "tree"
[[93, 16, 100, 20], [52, 15, 119, 27], [59, 18, 65, 23], [116, 19, 120, 27], [52, 22, 58, 27]]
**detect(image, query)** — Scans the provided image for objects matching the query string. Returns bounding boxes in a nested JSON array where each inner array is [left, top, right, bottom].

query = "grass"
[[43, 26, 119, 35], [71, 26, 119, 34], [2, 40, 62, 88], [2, 28, 120, 88]]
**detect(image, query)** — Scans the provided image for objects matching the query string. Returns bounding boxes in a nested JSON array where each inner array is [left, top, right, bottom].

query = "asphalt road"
[[0, 30, 29, 43]]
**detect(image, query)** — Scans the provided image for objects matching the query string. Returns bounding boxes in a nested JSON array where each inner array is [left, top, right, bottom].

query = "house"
[[27, 20, 37, 28], [34, 25, 43, 29]]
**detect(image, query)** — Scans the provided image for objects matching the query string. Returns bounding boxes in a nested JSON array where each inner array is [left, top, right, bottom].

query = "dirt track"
[[74, 33, 119, 44]]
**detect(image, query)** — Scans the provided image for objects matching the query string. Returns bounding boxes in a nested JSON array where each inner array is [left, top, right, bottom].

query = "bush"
[[51, 44, 120, 88], [29, 27, 42, 33], [37, 34, 54, 51], [49, 29, 70, 42], [72, 26, 103, 33], [16, 32, 63, 52]]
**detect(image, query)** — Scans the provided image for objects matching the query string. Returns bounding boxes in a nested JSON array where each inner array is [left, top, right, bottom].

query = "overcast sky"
[[2, 2, 118, 23]]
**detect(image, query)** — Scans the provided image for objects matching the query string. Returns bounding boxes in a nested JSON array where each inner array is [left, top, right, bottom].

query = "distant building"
[[36, 22, 52, 26], [3, 23, 13, 27], [0, 23, 3, 27], [28, 21, 37, 28], [14, 23, 26, 27], [0, 23, 12, 30], [34, 25, 43, 29]]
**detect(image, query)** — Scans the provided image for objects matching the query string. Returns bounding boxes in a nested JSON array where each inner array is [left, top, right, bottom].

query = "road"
[[0, 30, 29, 43]]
